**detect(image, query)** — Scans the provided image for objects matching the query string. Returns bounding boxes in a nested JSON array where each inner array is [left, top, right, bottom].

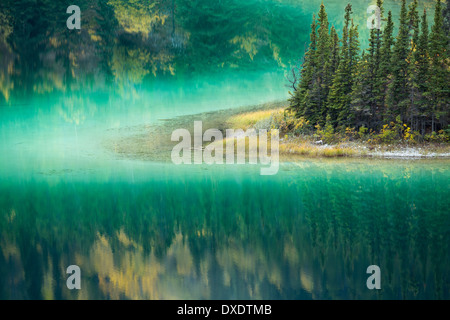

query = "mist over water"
[[0, 70, 288, 177]]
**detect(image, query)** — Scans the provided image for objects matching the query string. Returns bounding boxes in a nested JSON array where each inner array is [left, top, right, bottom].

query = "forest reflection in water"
[[0, 160, 448, 300], [0, 0, 438, 104]]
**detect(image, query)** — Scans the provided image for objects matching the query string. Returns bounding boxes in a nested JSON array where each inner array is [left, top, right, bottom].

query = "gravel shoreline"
[[103, 101, 450, 162]]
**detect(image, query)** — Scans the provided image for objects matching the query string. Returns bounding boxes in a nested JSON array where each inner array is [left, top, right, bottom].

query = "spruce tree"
[[406, 0, 420, 129], [372, 0, 384, 84], [408, 0, 420, 44], [315, 3, 332, 122], [348, 19, 360, 80], [387, 0, 410, 123], [291, 4, 334, 126], [329, 25, 340, 77], [328, 4, 359, 127], [290, 16, 317, 121], [443, 1, 450, 51], [353, 0, 384, 129], [427, 0, 449, 131], [416, 9, 430, 134], [375, 10, 394, 124], [351, 50, 372, 128]]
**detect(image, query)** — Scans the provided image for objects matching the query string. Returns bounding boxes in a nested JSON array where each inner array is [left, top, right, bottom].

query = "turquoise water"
[[0, 160, 449, 299], [0, 0, 448, 300], [0, 71, 288, 178]]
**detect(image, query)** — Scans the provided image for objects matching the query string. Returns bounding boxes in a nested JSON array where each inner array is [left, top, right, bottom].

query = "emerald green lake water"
[[0, 160, 449, 299], [0, 0, 448, 300]]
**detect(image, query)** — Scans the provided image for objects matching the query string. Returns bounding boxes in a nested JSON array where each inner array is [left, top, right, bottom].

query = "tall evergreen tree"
[[408, 0, 420, 44], [348, 19, 360, 80], [291, 4, 334, 126], [375, 10, 394, 123], [372, 0, 384, 82], [290, 15, 318, 121], [328, 4, 359, 127], [353, 0, 384, 129], [416, 9, 430, 134], [406, 0, 420, 129], [387, 0, 410, 123], [351, 50, 372, 127], [315, 3, 332, 121], [443, 0, 450, 51], [427, 0, 449, 131], [329, 25, 340, 77]]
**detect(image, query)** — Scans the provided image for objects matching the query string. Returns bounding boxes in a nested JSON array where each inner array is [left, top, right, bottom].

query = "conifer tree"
[[328, 4, 359, 127], [387, 0, 410, 123], [406, 0, 420, 129], [291, 4, 335, 126], [415, 9, 431, 134], [443, 1, 450, 51], [372, 0, 384, 91], [290, 16, 318, 121], [373, 10, 394, 125], [351, 50, 372, 127], [353, 0, 384, 129], [427, 0, 449, 131], [329, 25, 340, 77], [408, 0, 420, 44], [315, 3, 332, 121]]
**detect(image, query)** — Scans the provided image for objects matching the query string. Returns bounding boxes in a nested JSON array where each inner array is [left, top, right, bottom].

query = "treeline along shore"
[[287, 0, 449, 145]]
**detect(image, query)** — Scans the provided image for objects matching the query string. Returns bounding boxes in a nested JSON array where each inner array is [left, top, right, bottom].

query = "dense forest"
[[289, 0, 450, 138]]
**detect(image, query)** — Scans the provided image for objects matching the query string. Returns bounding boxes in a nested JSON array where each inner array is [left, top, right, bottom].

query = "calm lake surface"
[[0, 159, 449, 299], [0, 0, 448, 300]]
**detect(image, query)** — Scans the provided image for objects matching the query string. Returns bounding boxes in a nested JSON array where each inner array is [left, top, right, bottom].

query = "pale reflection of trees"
[[0, 0, 182, 103], [0, 10, 14, 102], [0, 0, 317, 103], [107, 0, 168, 35], [56, 95, 97, 126]]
